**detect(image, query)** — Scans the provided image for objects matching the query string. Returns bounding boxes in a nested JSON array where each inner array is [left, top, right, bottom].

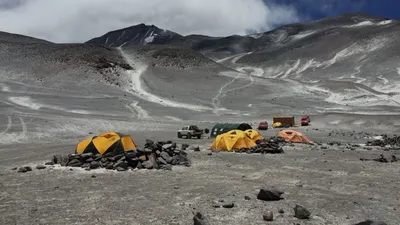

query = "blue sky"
[[274, 0, 400, 21]]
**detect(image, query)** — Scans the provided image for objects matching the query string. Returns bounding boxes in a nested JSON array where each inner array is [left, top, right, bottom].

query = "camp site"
[[2, 7, 400, 225]]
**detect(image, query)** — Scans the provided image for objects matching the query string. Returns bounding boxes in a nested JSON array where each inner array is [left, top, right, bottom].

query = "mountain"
[[85, 12, 400, 116], [1, 12, 400, 146]]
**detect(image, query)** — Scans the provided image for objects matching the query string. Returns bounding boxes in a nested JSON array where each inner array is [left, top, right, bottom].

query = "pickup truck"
[[177, 125, 203, 139]]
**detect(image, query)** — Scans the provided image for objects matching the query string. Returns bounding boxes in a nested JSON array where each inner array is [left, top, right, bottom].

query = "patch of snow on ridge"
[[343, 20, 393, 28], [291, 31, 316, 40]]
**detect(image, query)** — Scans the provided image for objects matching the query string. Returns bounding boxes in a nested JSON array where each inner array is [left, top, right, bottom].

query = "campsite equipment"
[[210, 130, 257, 151], [244, 129, 265, 141], [273, 116, 295, 127], [210, 123, 252, 138], [75, 132, 137, 155], [276, 129, 313, 144]]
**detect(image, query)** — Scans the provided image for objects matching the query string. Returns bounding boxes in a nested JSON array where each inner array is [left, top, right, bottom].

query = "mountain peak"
[[86, 23, 183, 47]]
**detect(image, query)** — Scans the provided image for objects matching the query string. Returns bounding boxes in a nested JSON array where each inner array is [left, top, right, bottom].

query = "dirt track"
[[1, 129, 399, 225]]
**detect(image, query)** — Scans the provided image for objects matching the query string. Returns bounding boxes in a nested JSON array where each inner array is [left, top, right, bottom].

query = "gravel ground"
[[1, 129, 399, 225]]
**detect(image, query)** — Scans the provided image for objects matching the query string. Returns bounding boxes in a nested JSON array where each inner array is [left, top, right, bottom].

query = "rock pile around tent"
[[210, 128, 285, 154], [49, 139, 191, 171], [234, 136, 285, 154]]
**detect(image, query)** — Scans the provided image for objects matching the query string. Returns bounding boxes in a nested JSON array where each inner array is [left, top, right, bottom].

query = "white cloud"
[[0, 0, 300, 43]]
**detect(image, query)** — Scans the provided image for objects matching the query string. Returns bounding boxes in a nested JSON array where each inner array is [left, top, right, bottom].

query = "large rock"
[[193, 212, 210, 225], [113, 161, 128, 170], [142, 160, 153, 169], [160, 151, 173, 163], [257, 189, 284, 201], [68, 159, 83, 167], [293, 204, 311, 219], [90, 161, 101, 169]]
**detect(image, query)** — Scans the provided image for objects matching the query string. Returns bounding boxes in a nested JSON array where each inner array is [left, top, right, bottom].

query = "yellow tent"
[[244, 129, 264, 141], [210, 129, 257, 151], [276, 129, 313, 144], [272, 122, 282, 128], [76, 132, 137, 155]]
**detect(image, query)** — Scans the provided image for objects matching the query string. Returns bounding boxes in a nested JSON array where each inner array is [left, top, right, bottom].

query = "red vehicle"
[[257, 121, 268, 130], [301, 115, 310, 126]]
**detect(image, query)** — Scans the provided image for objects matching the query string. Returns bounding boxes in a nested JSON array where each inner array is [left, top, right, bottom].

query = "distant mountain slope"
[[0, 31, 53, 44], [0, 31, 132, 88]]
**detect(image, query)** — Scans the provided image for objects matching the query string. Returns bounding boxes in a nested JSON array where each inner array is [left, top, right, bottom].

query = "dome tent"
[[76, 132, 137, 156], [210, 130, 257, 151]]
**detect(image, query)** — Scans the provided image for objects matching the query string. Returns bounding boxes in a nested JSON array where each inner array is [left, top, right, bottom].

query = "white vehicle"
[[177, 125, 203, 139]]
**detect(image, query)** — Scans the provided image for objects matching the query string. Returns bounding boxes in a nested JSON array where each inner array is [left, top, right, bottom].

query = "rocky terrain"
[[0, 12, 400, 225]]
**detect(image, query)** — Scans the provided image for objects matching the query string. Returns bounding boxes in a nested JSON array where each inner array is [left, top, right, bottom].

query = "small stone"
[[142, 160, 153, 169], [11, 167, 17, 170], [211, 201, 221, 208], [174, 186, 179, 189], [116, 167, 127, 171], [222, 202, 234, 208], [278, 209, 284, 214], [157, 157, 168, 165], [86, 158, 94, 163], [294, 204, 311, 219], [113, 161, 128, 170], [36, 165, 46, 170], [244, 196, 251, 200], [44, 161, 55, 165], [68, 159, 82, 167], [138, 155, 147, 161], [17, 167, 28, 173], [160, 164, 172, 170], [162, 144, 173, 150], [160, 151, 173, 163], [81, 153, 93, 160], [91, 175, 96, 178], [194, 146, 200, 151], [90, 161, 101, 169], [144, 148, 153, 153], [207, 152, 212, 156], [85, 168, 91, 171], [263, 211, 273, 221]]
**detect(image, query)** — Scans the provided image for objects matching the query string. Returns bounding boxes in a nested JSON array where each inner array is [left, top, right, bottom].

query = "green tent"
[[210, 123, 253, 138]]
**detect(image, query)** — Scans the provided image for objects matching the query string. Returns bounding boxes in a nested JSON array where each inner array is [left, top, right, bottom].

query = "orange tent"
[[276, 129, 313, 144]]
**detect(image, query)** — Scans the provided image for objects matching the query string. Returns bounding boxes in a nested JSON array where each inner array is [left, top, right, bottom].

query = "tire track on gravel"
[[212, 52, 258, 114]]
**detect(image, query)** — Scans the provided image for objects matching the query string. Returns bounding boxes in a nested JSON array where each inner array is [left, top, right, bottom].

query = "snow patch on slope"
[[343, 20, 392, 28], [8, 96, 93, 114], [291, 31, 316, 40], [118, 48, 211, 112]]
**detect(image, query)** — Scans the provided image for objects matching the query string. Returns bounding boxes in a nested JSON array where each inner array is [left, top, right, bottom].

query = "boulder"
[[257, 189, 284, 201], [293, 204, 311, 219], [193, 212, 210, 225]]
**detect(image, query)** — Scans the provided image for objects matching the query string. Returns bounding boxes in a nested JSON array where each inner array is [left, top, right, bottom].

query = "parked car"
[[301, 115, 310, 126], [177, 125, 203, 139], [257, 121, 269, 130]]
